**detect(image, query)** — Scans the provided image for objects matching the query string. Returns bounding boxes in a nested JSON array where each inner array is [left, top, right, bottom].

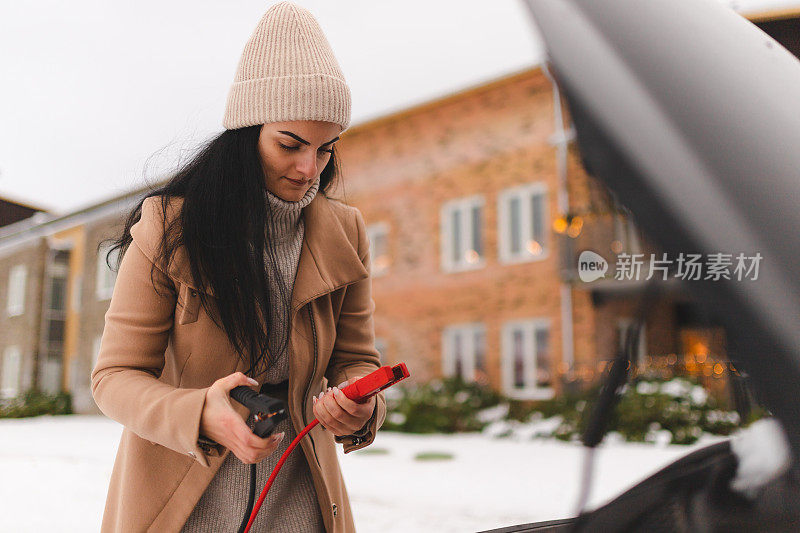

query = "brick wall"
[[337, 68, 602, 392], [0, 240, 48, 395]]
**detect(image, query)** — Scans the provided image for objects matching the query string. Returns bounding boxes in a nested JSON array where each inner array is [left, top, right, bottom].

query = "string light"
[[527, 240, 543, 255], [545, 350, 738, 398]]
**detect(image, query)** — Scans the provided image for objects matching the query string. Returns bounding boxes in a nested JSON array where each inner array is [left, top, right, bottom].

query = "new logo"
[[578, 250, 608, 282]]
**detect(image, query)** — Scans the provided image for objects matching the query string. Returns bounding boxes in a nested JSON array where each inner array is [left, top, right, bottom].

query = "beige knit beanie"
[[223, 2, 351, 131]]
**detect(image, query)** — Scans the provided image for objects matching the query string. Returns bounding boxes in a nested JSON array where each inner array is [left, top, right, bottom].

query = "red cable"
[[243, 419, 319, 533]]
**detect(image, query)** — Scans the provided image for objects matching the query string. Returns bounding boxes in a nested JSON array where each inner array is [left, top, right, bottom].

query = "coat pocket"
[[176, 283, 201, 325]]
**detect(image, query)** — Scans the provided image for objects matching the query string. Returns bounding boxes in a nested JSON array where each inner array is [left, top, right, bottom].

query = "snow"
[[636, 381, 660, 395], [731, 418, 791, 498], [0, 415, 724, 532], [482, 415, 565, 440], [636, 377, 709, 407], [647, 428, 675, 447], [658, 378, 709, 406], [475, 403, 510, 424]]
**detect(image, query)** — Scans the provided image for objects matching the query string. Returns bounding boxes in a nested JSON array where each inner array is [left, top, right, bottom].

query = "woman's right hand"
[[199, 372, 285, 464]]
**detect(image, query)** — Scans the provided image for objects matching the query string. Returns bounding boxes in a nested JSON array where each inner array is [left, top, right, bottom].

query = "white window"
[[612, 214, 642, 255], [502, 319, 554, 399], [92, 335, 103, 371], [442, 323, 487, 383], [96, 244, 119, 301], [2, 346, 22, 399], [441, 196, 485, 272], [367, 222, 390, 277], [70, 274, 82, 312], [498, 183, 548, 263], [617, 318, 647, 366], [6, 264, 27, 316]]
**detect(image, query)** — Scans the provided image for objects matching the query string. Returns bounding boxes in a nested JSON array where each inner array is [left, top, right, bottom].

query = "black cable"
[[238, 406, 260, 533], [237, 463, 257, 533]]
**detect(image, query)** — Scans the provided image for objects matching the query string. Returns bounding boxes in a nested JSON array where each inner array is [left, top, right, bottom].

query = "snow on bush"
[[383, 376, 756, 445], [476, 403, 510, 423]]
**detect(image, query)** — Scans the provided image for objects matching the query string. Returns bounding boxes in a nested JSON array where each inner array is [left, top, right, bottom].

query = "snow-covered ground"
[[0, 415, 723, 532]]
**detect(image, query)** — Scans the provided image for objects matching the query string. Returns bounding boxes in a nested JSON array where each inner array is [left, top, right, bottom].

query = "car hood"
[[525, 0, 800, 458]]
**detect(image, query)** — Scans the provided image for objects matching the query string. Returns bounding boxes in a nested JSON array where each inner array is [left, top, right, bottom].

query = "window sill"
[[499, 250, 550, 265], [441, 260, 486, 274], [505, 387, 555, 401]]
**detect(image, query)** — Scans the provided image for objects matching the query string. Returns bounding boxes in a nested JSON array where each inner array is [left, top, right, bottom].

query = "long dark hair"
[[101, 125, 342, 378]]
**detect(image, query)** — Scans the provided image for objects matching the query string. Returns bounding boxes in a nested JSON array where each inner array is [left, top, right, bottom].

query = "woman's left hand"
[[312, 377, 376, 437]]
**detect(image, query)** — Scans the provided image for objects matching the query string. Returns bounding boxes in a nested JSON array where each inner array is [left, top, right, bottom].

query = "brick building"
[[0, 192, 139, 412], [336, 66, 695, 399], [0, 196, 49, 400], [0, 8, 795, 412], [333, 7, 799, 398]]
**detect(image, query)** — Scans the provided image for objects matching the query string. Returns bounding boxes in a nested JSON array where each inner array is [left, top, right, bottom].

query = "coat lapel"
[[161, 193, 368, 307], [291, 194, 369, 313]]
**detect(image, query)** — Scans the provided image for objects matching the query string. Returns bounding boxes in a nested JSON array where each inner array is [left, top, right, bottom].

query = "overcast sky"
[[0, 0, 794, 215]]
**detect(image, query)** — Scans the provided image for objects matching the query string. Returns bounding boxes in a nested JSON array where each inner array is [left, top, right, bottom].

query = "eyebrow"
[[278, 131, 339, 147]]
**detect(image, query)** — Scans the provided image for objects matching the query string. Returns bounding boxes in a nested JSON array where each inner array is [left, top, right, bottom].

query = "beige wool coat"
[[91, 193, 386, 532]]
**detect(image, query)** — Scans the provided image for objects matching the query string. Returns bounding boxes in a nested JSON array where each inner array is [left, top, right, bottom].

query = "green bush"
[[612, 378, 744, 444], [507, 377, 751, 445], [0, 389, 73, 418], [383, 377, 503, 433], [506, 385, 598, 440], [384, 375, 761, 445], [414, 451, 455, 461]]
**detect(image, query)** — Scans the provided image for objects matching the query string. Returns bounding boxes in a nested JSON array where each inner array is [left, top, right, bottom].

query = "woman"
[[91, 3, 385, 532]]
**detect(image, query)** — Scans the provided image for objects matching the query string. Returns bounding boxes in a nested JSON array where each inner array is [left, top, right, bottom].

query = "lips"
[[284, 177, 307, 186]]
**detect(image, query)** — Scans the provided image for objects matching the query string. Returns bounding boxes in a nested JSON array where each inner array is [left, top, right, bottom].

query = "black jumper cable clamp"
[[229, 386, 287, 438]]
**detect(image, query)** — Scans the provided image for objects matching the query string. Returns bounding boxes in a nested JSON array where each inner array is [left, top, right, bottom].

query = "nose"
[[295, 151, 318, 180]]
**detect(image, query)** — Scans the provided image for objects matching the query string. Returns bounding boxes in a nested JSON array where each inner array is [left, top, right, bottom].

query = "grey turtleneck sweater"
[[181, 179, 325, 533]]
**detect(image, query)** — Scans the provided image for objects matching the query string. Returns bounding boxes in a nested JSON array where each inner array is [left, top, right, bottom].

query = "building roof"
[[744, 6, 800, 21], [0, 181, 155, 254], [0, 193, 48, 213]]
